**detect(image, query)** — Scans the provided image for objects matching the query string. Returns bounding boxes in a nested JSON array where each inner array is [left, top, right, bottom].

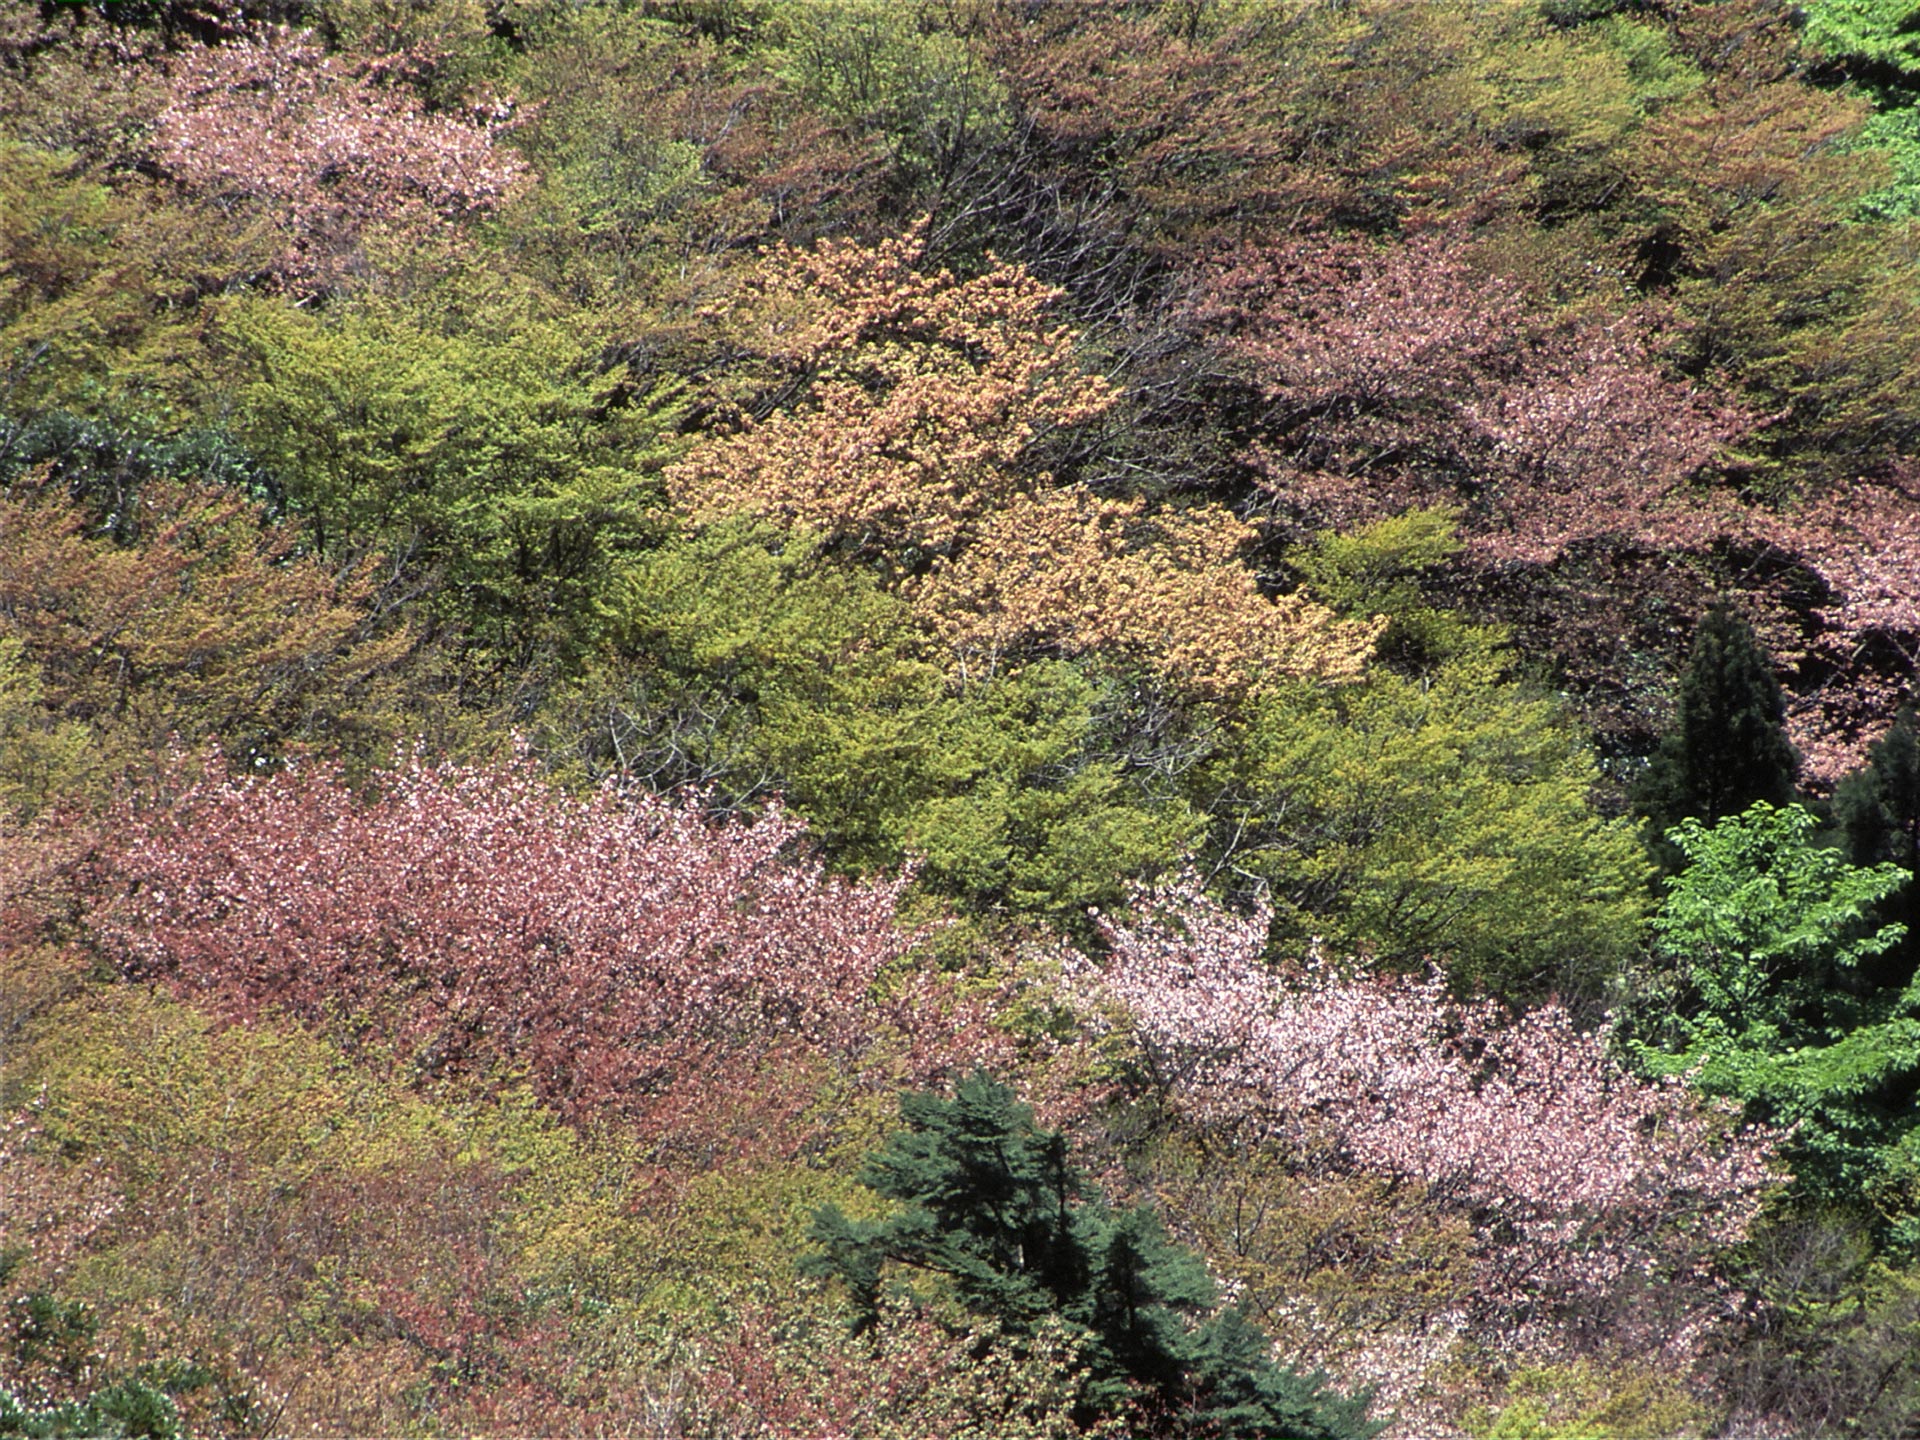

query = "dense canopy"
[[3, 1, 1918, 1435]]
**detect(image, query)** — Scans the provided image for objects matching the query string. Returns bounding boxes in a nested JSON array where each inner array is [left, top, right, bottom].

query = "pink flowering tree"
[[152, 28, 527, 290], [83, 749, 1008, 1159], [1199, 230, 1920, 781], [1201, 232, 1752, 563], [1068, 879, 1785, 1363], [1753, 464, 1920, 785]]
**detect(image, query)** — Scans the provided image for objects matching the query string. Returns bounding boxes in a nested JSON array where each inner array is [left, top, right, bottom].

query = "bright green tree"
[[1202, 514, 1649, 1000], [1803, 0, 1920, 84], [1627, 802, 1920, 1204], [558, 522, 1201, 927], [223, 279, 680, 671], [805, 1072, 1381, 1440], [766, 0, 1007, 190]]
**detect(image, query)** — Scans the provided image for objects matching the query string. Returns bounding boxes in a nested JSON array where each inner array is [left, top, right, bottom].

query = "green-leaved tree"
[[1626, 802, 1920, 1205]]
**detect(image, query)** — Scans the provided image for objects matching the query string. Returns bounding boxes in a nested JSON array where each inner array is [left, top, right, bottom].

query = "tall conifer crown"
[[1636, 604, 1799, 855]]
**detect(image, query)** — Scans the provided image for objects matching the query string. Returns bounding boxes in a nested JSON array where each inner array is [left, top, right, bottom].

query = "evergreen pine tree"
[[1835, 706, 1920, 992], [1634, 603, 1799, 867], [804, 1072, 1380, 1440]]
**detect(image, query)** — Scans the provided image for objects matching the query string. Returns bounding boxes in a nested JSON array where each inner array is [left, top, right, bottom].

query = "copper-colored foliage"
[[669, 227, 1115, 553], [914, 488, 1378, 695]]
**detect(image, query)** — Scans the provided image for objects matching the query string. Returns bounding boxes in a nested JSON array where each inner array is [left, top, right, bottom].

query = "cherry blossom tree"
[[1197, 229, 1920, 780], [1068, 879, 1784, 1363], [1762, 465, 1920, 786], [1201, 232, 1753, 564], [151, 27, 526, 290], [84, 749, 1008, 1158]]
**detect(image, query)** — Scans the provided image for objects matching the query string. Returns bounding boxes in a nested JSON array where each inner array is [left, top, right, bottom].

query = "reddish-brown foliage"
[[84, 750, 1007, 1156], [985, 3, 1525, 273], [695, 1294, 1091, 1440]]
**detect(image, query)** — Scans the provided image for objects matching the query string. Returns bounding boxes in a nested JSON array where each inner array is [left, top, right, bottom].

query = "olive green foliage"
[[1722, 1205, 1920, 1436], [1143, 1135, 1477, 1378], [1461, 1361, 1713, 1440], [223, 277, 680, 668], [1209, 663, 1648, 998], [805, 1072, 1381, 1440], [316, 0, 506, 111], [1459, 6, 1702, 223], [0, 146, 244, 426], [0, 984, 694, 1435], [0, 465, 425, 785], [1208, 515, 1649, 997], [1630, 802, 1920, 1205], [763, 0, 1006, 185], [562, 523, 1201, 925], [499, 6, 714, 297], [0, 638, 92, 823], [1595, 8, 1916, 476]]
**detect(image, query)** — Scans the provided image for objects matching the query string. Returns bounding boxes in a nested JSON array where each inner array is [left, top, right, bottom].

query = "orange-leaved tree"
[[668, 225, 1116, 558], [913, 488, 1377, 697]]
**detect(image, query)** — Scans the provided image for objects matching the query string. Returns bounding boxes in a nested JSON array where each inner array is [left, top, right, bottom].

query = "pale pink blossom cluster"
[[153, 28, 527, 288], [1203, 233, 1750, 566], [1205, 230, 1920, 785], [1763, 466, 1920, 784], [1458, 326, 1752, 566], [1069, 880, 1784, 1358]]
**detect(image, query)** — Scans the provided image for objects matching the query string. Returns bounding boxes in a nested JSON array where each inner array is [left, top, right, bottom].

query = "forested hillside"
[[2, 1, 1918, 1435]]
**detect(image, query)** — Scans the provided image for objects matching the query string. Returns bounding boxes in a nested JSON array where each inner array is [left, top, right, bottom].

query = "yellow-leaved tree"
[[667, 225, 1377, 697]]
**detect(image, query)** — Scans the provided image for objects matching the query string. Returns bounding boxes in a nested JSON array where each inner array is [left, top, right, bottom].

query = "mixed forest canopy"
[[2, 0, 1920, 1435]]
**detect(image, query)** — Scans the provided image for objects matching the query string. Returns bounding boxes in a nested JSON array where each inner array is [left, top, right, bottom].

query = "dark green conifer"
[[1633, 603, 1799, 866], [804, 1072, 1380, 1440], [1835, 706, 1920, 991]]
